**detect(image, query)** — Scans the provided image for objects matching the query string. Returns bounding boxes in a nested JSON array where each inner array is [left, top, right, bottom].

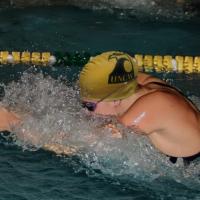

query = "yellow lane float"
[[0, 51, 199, 73]]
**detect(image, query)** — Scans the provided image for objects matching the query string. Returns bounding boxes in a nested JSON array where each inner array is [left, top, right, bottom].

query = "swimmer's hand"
[[43, 132, 78, 155], [105, 123, 122, 139], [43, 143, 78, 155]]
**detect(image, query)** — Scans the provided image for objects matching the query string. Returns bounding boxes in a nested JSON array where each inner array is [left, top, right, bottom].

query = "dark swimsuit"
[[147, 81, 200, 165], [169, 152, 200, 165]]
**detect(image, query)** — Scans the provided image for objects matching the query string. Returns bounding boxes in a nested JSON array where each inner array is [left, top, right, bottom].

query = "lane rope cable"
[[0, 51, 200, 73]]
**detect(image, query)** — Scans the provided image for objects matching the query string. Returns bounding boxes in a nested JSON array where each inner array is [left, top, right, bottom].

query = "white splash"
[[1, 71, 200, 188], [70, 0, 193, 20]]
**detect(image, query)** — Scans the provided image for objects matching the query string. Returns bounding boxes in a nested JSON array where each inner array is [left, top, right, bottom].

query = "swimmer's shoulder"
[[119, 91, 186, 134], [137, 73, 165, 85], [124, 90, 181, 118]]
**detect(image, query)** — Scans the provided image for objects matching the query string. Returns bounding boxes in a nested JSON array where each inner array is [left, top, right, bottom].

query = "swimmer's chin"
[[83, 109, 114, 118], [94, 113, 114, 119]]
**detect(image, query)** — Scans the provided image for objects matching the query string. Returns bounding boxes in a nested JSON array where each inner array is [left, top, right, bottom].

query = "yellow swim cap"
[[79, 51, 138, 101]]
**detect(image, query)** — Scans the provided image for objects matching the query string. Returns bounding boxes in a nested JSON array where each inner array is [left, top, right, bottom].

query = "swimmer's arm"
[[42, 132, 79, 155], [95, 120, 125, 138], [18, 130, 78, 155], [0, 107, 78, 155], [43, 143, 78, 155], [0, 107, 21, 132], [104, 123, 123, 138]]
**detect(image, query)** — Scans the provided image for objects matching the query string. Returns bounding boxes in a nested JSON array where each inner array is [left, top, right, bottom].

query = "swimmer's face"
[[82, 99, 117, 116]]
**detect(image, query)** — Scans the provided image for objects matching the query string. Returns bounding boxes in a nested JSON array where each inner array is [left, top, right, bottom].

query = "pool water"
[[0, 4, 200, 200]]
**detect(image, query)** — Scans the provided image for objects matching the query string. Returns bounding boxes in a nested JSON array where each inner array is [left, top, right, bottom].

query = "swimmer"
[[79, 51, 200, 164], [0, 51, 200, 164]]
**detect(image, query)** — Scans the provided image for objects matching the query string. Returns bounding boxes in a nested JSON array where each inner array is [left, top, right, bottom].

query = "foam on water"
[[74, 0, 189, 19], [1, 0, 198, 21], [1, 71, 200, 190]]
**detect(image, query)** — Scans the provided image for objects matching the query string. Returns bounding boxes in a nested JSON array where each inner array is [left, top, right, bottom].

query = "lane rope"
[[0, 51, 200, 73]]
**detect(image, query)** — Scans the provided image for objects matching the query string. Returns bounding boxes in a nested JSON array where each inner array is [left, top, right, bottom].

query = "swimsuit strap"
[[144, 81, 186, 97], [169, 156, 178, 164], [144, 81, 200, 112], [183, 152, 200, 162]]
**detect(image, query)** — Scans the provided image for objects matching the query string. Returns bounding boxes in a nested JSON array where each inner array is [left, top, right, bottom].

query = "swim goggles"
[[82, 101, 98, 111]]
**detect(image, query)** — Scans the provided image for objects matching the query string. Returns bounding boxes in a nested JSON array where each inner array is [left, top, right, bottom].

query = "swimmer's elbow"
[[0, 125, 10, 132], [0, 107, 21, 132]]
